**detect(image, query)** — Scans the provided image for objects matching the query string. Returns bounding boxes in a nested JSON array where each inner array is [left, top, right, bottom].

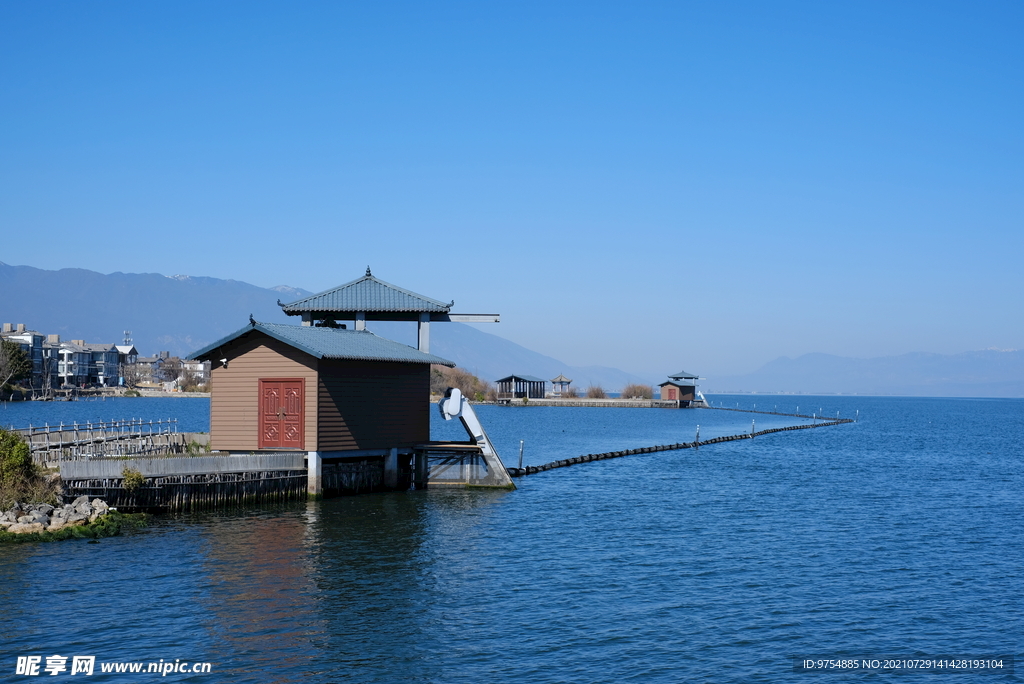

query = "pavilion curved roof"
[[279, 268, 452, 315]]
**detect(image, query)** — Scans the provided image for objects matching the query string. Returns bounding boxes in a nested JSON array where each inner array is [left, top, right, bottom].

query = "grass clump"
[[621, 383, 654, 399], [121, 467, 145, 492], [184, 439, 210, 456]]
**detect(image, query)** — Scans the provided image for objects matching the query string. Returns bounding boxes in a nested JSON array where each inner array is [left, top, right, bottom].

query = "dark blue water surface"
[[2, 395, 1021, 682]]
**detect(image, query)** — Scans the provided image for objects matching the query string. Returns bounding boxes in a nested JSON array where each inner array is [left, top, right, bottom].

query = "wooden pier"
[[16, 418, 202, 465], [60, 453, 309, 512]]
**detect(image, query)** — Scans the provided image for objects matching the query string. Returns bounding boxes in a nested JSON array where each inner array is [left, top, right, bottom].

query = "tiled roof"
[[668, 370, 699, 379], [495, 374, 546, 383], [81, 343, 117, 352], [551, 374, 572, 383], [279, 270, 452, 314], [188, 321, 455, 366]]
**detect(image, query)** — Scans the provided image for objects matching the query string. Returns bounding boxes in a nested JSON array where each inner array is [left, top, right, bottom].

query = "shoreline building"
[[190, 271, 514, 497], [495, 374, 546, 400], [658, 370, 704, 407], [550, 374, 572, 397]]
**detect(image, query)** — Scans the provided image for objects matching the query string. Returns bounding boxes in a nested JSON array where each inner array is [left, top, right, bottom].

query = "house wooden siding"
[[659, 382, 695, 402], [210, 334, 319, 452], [317, 360, 429, 451]]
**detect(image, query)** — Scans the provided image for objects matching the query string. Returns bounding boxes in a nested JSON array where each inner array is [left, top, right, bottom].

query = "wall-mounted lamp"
[[220, 358, 228, 369]]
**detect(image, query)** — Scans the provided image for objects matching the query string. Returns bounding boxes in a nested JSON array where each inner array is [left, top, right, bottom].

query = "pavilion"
[[550, 374, 572, 397], [277, 267, 499, 353]]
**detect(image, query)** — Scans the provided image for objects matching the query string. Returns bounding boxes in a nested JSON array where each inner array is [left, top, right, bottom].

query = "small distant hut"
[[550, 374, 572, 397], [495, 374, 546, 400], [658, 369, 700, 406]]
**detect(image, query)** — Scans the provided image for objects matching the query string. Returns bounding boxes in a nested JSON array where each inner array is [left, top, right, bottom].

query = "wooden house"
[[189, 320, 454, 455], [658, 370, 699, 406]]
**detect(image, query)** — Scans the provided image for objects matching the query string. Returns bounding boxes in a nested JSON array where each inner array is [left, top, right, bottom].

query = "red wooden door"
[[667, 388, 677, 400], [259, 379, 304, 449]]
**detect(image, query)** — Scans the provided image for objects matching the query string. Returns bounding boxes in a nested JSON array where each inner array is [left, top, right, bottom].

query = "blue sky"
[[2, 1, 1022, 377]]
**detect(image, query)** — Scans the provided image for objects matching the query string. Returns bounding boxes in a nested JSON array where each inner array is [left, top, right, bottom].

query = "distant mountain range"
[[0, 262, 645, 389], [3, 262, 1020, 397], [708, 350, 1024, 398]]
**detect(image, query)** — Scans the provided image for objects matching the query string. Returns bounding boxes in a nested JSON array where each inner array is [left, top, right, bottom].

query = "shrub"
[[430, 365, 492, 402], [185, 440, 210, 456], [0, 428, 58, 509], [121, 467, 145, 492], [621, 383, 653, 399], [180, 377, 209, 393], [563, 387, 579, 398], [586, 386, 607, 399]]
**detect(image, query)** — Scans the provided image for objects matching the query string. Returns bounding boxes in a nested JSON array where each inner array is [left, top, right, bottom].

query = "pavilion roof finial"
[[366, 266, 372, 277]]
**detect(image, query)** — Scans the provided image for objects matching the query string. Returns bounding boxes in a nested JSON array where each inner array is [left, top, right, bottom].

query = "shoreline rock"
[[1, 497, 112, 534]]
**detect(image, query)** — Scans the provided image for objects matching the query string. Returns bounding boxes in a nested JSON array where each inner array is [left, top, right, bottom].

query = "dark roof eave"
[[187, 323, 455, 367]]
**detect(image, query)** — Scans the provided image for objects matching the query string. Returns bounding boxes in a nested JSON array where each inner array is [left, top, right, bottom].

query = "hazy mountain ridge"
[[709, 350, 1024, 397], [367, 320, 648, 388], [0, 263, 644, 389], [0, 263, 299, 355], [3, 262, 1020, 396]]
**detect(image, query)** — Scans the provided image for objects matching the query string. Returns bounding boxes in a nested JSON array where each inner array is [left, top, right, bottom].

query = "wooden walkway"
[[14, 418, 198, 464]]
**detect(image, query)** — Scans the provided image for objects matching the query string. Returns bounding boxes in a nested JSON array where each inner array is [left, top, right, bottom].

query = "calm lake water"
[[2, 395, 1022, 682]]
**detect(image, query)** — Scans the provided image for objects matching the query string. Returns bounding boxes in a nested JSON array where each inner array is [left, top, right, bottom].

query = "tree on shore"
[[430, 365, 492, 402], [156, 357, 183, 385], [0, 340, 31, 393], [120, 362, 144, 389]]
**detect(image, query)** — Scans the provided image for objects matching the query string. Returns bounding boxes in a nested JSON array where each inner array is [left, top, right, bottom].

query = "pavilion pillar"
[[384, 447, 399, 489], [414, 449, 428, 489], [307, 451, 322, 499], [355, 312, 366, 331], [417, 313, 430, 353]]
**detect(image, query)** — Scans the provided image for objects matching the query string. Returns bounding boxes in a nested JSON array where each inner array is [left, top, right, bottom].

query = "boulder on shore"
[[2, 498, 112, 536]]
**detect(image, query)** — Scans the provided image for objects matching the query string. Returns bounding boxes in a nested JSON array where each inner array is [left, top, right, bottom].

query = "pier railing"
[[12, 418, 198, 464]]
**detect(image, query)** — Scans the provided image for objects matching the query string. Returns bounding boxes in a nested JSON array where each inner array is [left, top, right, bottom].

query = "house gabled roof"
[[279, 268, 452, 315], [81, 343, 117, 352], [668, 370, 699, 380], [495, 374, 546, 383], [658, 379, 694, 388], [188, 321, 455, 366]]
